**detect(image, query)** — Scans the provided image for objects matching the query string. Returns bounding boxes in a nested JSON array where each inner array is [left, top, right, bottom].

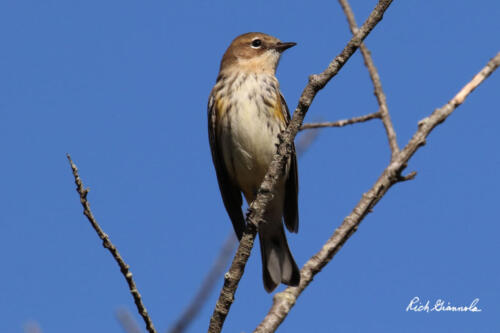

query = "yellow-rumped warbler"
[[208, 32, 300, 292]]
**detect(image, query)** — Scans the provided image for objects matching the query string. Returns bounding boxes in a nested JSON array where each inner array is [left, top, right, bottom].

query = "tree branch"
[[67, 155, 157, 333], [23, 321, 42, 333], [295, 128, 320, 157], [116, 308, 144, 333], [300, 111, 381, 130], [254, 51, 500, 333], [338, 0, 399, 160], [207, 1, 394, 332], [169, 234, 237, 333]]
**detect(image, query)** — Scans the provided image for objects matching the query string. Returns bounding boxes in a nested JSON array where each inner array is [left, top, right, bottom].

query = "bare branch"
[[67, 155, 157, 333], [207, 1, 394, 332], [295, 129, 320, 157], [254, 52, 500, 333], [338, 0, 399, 159], [169, 234, 237, 333], [116, 308, 144, 333], [398, 170, 417, 182], [23, 321, 42, 333], [300, 111, 381, 130]]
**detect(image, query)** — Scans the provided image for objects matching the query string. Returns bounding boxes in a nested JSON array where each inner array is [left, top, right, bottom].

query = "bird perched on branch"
[[208, 32, 300, 292]]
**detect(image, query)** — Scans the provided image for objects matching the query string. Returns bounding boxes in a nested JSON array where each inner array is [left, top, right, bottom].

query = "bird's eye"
[[251, 39, 262, 48]]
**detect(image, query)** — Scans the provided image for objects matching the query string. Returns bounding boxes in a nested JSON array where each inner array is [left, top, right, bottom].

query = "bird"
[[207, 32, 300, 292]]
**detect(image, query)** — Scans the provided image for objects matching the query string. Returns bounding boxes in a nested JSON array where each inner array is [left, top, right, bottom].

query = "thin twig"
[[338, 0, 399, 160], [116, 308, 144, 333], [300, 111, 381, 130], [295, 129, 320, 157], [169, 234, 237, 333], [23, 321, 42, 333], [67, 155, 157, 333], [254, 52, 500, 333], [207, 1, 394, 332]]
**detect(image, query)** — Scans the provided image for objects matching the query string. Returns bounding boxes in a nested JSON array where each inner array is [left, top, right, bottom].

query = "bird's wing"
[[208, 93, 245, 240], [280, 93, 299, 233]]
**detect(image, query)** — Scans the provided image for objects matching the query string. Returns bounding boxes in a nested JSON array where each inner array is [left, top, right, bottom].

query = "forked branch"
[[338, 0, 399, 160]]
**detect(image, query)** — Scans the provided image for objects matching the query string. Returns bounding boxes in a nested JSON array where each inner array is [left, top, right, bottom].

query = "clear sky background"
[[1, 1, 499, 332]]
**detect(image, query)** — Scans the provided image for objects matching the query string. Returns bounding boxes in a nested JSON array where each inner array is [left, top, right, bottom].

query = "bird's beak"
[[274, 42, 297, 53]]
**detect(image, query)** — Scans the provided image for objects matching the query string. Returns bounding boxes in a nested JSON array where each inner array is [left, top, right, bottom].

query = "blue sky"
[[1, 1, 499, 332]]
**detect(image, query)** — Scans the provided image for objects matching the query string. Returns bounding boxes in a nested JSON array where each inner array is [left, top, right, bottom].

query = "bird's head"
[[220, 32, 296, 74]]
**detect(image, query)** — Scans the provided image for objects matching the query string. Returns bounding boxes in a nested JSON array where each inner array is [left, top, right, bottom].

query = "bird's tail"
[[258, 215, 300, 293]]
